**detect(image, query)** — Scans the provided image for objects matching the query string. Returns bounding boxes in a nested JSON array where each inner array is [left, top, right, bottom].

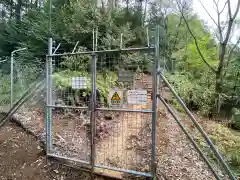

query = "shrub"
[[52, 70, 118, 105], [195, 123, 240, 176], [230, 108, 240, 130], [165, 72, 215, 115]]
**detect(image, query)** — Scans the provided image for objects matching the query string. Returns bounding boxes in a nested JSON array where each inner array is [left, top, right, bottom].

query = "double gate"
[[46, 38, 158, 178]]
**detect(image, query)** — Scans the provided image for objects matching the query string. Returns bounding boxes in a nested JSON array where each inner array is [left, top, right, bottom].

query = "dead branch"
[[224, 0, 240, 44], [213, 0, 228, 42], [232, 0, 240, 20], [217, 0, 228, 14], [227, 0, 232, 18], [176, 0, 216, 73], [198, 0, 218, 28]]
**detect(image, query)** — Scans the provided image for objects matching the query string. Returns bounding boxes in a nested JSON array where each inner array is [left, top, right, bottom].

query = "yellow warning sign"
[[111, 92, 121, 101]]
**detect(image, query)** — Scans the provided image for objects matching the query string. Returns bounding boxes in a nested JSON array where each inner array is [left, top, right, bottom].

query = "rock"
[[53, 169, 59, 174], [104, 113, 113, 120]]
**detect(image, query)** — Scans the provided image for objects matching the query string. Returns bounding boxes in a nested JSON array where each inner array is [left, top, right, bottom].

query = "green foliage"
[[230, 108, 240, 130], [0, 74, 11, 105], [0, 1, 239, 178], [223, 58, 240, 97], [53, 69, 118, 105], [195, 124, 240, 176], [166, 72, 215, 115], [0, 63, 39, 106]]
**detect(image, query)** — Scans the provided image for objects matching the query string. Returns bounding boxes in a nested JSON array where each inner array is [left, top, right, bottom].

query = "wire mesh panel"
[[46, 47, 156, 178], [49, 53, 92, 163], [0, 56, 44, 112], [12, 62, 42, 103], [0, 61, 11, 111], [94, 50, 155, 177]]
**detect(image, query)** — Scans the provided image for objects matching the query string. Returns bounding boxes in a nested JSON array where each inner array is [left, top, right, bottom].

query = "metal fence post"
[[155, 25, 160, 108], [91, 53, 97, 171], [10, 53, 14, 108], [151, 26, 159, 180], [46, 38, 53, 153]]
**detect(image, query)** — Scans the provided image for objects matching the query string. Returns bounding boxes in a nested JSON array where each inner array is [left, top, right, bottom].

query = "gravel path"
[[95, 105, 152, 177], [2, 102, 226, 180], [155, 104, 223, 180], [1, 73, 230, 180]]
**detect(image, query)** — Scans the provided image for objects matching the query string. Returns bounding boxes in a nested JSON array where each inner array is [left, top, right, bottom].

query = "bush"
[[166, 72, 215, 115], [195, 123, 240, 176], [52, 70, 118, 105], [230, 108, 240, 130]]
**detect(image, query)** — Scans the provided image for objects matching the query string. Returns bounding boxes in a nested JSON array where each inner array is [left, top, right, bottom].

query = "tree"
[[177, 0, 240, 113]]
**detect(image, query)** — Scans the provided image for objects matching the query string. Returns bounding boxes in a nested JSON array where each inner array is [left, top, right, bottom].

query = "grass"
[[195, 122, 240, 178]]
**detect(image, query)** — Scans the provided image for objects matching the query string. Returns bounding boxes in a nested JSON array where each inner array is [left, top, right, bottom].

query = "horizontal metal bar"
[[48, 153, 152, 177], [0, 59, 7, 63], [96, 107, 153, 113], [94, 164, 152, 177], [47, 105, 89, 110], [158, 96, 220, 180], [47, 153, 90, 167], [47, 47, 155, 57], [47, 105, 152, 112], [159, 72, 236, 180]]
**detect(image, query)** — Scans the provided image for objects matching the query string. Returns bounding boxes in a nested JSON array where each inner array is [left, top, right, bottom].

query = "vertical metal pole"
[[156, 25, 160, 107], [95, 27, 98, 51], [147, 27, 150, 47], [46, 38, 53, 153], [10, 53, 14, 108], [93, 29, 95, 51], [90, 53, 97, 171], [151, 26, 159, 180], [120, 33, 123, 49]]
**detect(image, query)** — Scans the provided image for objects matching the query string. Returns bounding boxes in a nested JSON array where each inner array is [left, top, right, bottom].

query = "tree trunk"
[[126, 0, 129, 13], [10, 0, 13, 18], [215, 43, 226, 113], [15, 0, 22, 23], [215, 70, 222, 113]]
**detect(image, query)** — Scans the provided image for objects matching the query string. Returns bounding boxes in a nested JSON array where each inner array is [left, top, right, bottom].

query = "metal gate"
[[45, 36, 158, 178]]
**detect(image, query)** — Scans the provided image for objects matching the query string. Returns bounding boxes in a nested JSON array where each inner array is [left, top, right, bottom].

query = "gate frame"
[[45, 28, 160, 179]]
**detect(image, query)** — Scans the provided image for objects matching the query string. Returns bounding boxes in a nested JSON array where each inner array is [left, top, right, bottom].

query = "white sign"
[[72, 77, 87, 89], [127, 90, 148, 105]]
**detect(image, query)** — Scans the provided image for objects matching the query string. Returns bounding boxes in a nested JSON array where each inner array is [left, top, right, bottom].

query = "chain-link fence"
[[0, 54, 45, 113], [0, 59, 11, 111]]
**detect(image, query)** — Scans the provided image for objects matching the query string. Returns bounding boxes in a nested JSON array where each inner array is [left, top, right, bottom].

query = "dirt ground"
[[0, 73, 230, 180], [0, 122, 110, 180]]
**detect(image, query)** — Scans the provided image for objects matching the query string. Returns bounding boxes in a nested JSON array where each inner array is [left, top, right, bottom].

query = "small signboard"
[[72, 77, 87, 89], [127, 90, 148, 105], [109, 89, 124, 107], [118, 70, 134, 82], [111, 92, 121, 105]]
